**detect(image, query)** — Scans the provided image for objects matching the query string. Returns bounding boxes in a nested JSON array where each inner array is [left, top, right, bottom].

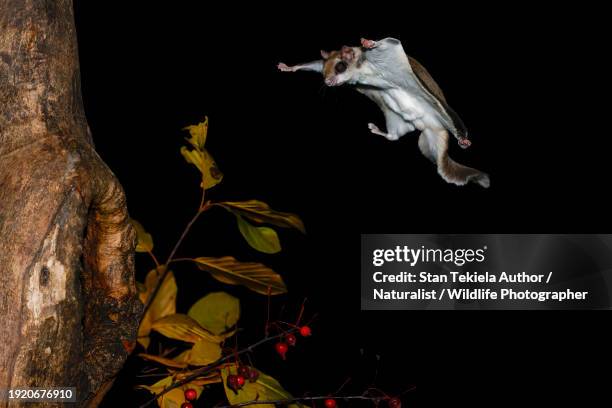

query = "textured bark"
[[0, 1, 141, 406]]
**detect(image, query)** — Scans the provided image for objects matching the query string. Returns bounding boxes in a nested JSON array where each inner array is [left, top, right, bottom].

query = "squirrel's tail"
[[418, 129, 490, 188]]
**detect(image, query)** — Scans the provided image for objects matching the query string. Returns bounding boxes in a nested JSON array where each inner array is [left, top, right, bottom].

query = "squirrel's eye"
[[335, 61, 347, 74]]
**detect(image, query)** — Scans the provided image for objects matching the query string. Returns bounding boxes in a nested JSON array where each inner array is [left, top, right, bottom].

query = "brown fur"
[[322, 51, 341, 78]]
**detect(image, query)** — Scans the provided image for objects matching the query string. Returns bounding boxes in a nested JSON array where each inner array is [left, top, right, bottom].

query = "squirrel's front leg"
[[277, 60, 323, 73]]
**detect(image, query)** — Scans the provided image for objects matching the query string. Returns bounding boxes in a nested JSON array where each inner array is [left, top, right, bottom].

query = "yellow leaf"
[[180, 147, 223, 190], [138, 268, 177, 349], [183, 117, 208, 151], [158, 388, 185, 408], [236, 215, 281, 254], [137, 376, 198, 408], [185, 339, 222, 366], [151, 314, 225, 344], [217, 200, 305, 233], [188, 292, 240, 335], [138, 353, 188, 369], [192, 257, 287, 295], [221, 364, 306, 408], [173, 370, 222, 386], [137, 375, 172, 395], [130, 218, 154, 252]]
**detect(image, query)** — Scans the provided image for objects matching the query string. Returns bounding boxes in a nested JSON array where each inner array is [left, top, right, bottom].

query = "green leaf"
[[221, 364, 306, 408], [188, 292, 240, 335], [192, 257, 287, 295], [236, 215, 281, 254], [180, 146, 223, 190], [183, 117, 209, 151], [130, 219, 154, 252], [217, 200, 305, 233]]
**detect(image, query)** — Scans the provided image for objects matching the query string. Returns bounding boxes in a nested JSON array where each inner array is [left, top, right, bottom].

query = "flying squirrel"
[[278, 37, 490, 188]]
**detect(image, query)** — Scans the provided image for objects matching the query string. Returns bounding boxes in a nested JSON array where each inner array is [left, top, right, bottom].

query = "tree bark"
[[0, 1, 141, 406]]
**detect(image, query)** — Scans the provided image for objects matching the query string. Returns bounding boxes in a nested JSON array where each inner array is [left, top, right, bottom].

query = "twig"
[[147, 250, 161, 269], [140, 190, 208, 320]]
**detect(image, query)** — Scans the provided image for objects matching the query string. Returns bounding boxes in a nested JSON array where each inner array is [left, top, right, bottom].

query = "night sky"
[[73, 2, 610, 406]]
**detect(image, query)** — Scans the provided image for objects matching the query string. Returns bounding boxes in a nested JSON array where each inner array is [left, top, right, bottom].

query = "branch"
[[138, 329, 298, 408]]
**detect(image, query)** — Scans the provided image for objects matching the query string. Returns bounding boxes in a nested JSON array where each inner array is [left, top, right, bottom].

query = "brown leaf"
[[151, 314, 226, 344], [217, 200, 305, 233], [192, 256, 287, 295], [138, 353, 188, 369]]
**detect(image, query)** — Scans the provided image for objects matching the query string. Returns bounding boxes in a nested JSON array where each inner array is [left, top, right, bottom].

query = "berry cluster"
[[180, 388, 198, 408], [274, 326, 312, 360], [227, 366, 260, 393]]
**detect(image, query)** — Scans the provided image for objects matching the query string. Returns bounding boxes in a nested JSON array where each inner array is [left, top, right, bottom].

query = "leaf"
[[130, 218, 154, 252], [192, 257, 287, 295], [137, 375, 204, 408], [151, 314, 225, 344], [221, 364, 305, 408], [188, 292, 240, 335], [175, 372, 222, 387], [217, 200, 305, 233], [138, 353, 188, 369], [180, 146, 223, 190], [184, 339, 222, 366], [183, 117, 209, 151], [138, 267, 177, 349], [137, 375, 172, 395], [236, 215, 281, 254]]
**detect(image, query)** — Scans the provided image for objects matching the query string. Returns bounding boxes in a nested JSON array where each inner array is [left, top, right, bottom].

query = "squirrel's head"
[[321, 46, 363, 87]]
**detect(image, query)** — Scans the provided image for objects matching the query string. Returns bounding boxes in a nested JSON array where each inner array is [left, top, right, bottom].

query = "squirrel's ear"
[[341, 46, 355, 62], [320, 50, 330, 59]]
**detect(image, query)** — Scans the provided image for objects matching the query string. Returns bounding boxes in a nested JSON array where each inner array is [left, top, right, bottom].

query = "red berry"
[[248, 368, 259, 382], [275, 342, 289, 360], [238, 365, 250, 377], [236, 375, 246, 387], [299, 326, 312, 337], [286, 333, 297, 346], [184, 388, 197, 401], [388, 398, 401, 408], [324, 399, 337, 408], [227, 374, 242, 392], [181, 403, 193, 408]]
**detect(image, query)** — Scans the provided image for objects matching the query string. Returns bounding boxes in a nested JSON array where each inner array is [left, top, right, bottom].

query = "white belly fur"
[[383, 88, 442, 132]]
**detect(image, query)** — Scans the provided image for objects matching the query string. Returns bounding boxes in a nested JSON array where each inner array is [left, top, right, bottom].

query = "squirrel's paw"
[[277, 62, 294, 72], [458, 138, 472, 149], [361, 38, 378, 49]]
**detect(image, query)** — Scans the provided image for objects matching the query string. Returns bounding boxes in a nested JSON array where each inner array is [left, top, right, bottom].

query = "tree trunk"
[[0, 1, 141, 406]]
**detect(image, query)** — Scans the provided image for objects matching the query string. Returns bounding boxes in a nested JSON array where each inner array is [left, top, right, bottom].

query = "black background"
[[73, 2, 610, 406]]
